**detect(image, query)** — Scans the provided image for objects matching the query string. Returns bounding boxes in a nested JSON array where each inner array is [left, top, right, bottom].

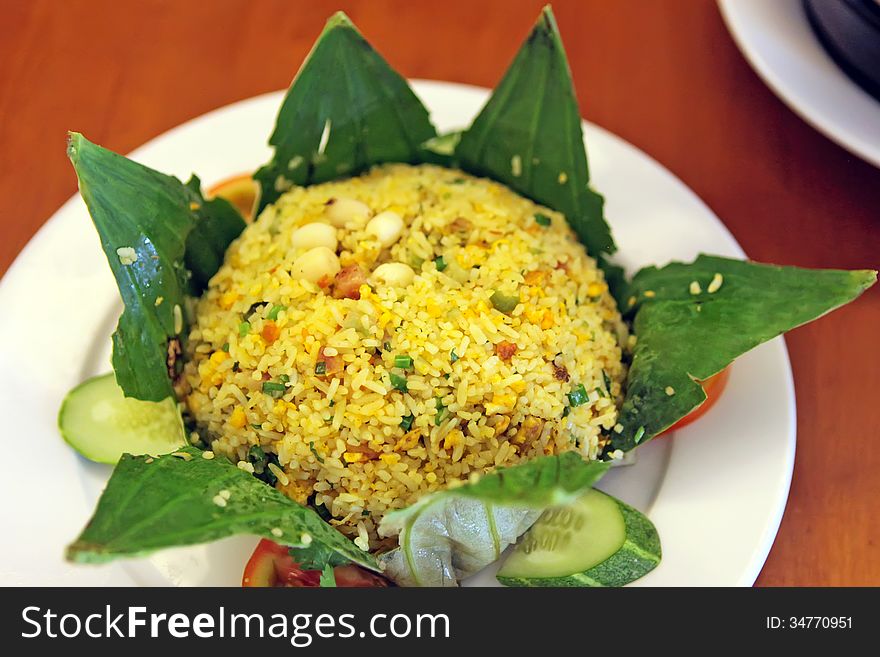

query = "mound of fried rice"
[[181, 164, 629, 551]]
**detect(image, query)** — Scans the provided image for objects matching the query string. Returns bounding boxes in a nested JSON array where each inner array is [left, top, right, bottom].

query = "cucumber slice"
[[58, 373, 186, 464], [497, 489, 661, 587]]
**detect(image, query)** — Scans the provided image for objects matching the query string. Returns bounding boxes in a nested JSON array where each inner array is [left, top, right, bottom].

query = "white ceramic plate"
[[0, 81, 795, 587], [719, 0, 880, 168]]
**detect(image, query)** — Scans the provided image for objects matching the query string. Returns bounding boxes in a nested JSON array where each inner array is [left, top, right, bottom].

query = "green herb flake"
[[434, 256, 447, 271], [434, 398, 449, 425], [222, 343, 230, 352], [399, 414, 415, 431], [602, 369, 612, 394], [319, 564, 337, 587], [567, 383, 589, 407], [394, 354, 414, 369], [262, 381, 286, 398], [383, 341, 392, 352], [450, 350, 459, 363], [534, 213, 551, 227], [315, 361, 327, 375], [390, 373, 408, 393], [633, 426, 646, 444], [309, 442, 325, 464]]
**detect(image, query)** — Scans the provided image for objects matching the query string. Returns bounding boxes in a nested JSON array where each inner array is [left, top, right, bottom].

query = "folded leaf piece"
[[609, 255, 877, 453], [456, 6, 614, 257], [68, 133, 245, 401], [254, 11, 437, 213], [66, 447, 375, 570]]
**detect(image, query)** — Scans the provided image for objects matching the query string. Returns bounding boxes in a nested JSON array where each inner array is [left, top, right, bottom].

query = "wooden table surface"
[[1, 0, 877, 586]]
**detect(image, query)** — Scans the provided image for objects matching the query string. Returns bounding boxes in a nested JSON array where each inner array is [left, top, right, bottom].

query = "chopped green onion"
[[534, 213, 552, 227], [390, 373, 408, 393], [451, 177, 466, 185], [267, 305, 286, 320], [434, 255, 447, 271], [562, 406, 571, 418], [315, 361, 327, 375], [279, 374, 290, 384], [309, 441, 324, 464], [490, 290, 519, 314], [222, 342, 230, 352], [594, 386, 607, 398], [248, 445, 268, 474], [434, 398, 449, 425], [251, 423, 262, 430], [394, 354, 413, 369], [262, 381, 286, 398], [634, 426, 646, 444], [602, 369, 612, 394], [450, 350, 459, 363], [383, 341, 392, 352], [238, 321, 250, 337], [400, 414, 415, 431], [567, 383, 589, 407]]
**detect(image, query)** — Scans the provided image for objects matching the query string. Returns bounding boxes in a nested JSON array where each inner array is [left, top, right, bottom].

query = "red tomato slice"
[[241, 538, 389, 587], [660, 366, 731, 435]]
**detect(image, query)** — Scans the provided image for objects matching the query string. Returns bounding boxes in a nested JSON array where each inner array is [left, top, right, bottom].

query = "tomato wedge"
[[242, 539, 389, 587], [660, 366, 731, 435], [206, 173, 258, 221]]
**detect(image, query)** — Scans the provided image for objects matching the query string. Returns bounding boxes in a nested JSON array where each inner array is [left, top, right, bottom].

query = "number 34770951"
[[766, 617, 852, 629]]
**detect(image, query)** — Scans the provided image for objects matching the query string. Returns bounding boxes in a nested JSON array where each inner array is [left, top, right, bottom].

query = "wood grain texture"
[[1, 0, 877, 585]]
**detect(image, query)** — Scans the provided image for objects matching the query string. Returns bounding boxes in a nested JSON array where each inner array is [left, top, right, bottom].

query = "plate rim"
[[718, 0, 880, 168]]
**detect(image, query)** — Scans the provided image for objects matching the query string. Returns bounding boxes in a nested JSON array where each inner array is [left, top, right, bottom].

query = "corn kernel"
[[219, 291, 239, 310], [229, 406, 247, 429]]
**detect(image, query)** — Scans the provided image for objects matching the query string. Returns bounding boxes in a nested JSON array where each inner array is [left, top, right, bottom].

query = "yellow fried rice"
[[181, 164, 629, 551]]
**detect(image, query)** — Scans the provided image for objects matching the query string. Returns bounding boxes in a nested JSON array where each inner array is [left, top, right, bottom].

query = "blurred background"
[[1, 0, 877, 585]]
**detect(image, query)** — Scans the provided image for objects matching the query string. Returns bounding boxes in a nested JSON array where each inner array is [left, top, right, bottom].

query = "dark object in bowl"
[[803, 0, 880, 102]]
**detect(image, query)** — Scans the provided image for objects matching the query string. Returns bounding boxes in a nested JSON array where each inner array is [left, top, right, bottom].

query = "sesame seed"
[[511, 155, 522, 177], [707, 272, 723, 293], [212, 495, 227, 508], [301, 533, 313, 546], [145, 457, 154, 464], [689, 281, 701, 295], [613, 423, 624, 434], [665, 386, 675, 396], [354, 536, 370, 551], [171, 451, 192, 461], [173, 304, 183, 335], [271, 527, 283, 537], [116, 246, 138, 265], [202, 450, 215, 460], [644, 290, 655, 298], [219, 489, 231, 500], [557, 172, 568, 184], [288, 155, 304, 170], [154, 296, 164, 307], [237, 461, 255, 474]]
